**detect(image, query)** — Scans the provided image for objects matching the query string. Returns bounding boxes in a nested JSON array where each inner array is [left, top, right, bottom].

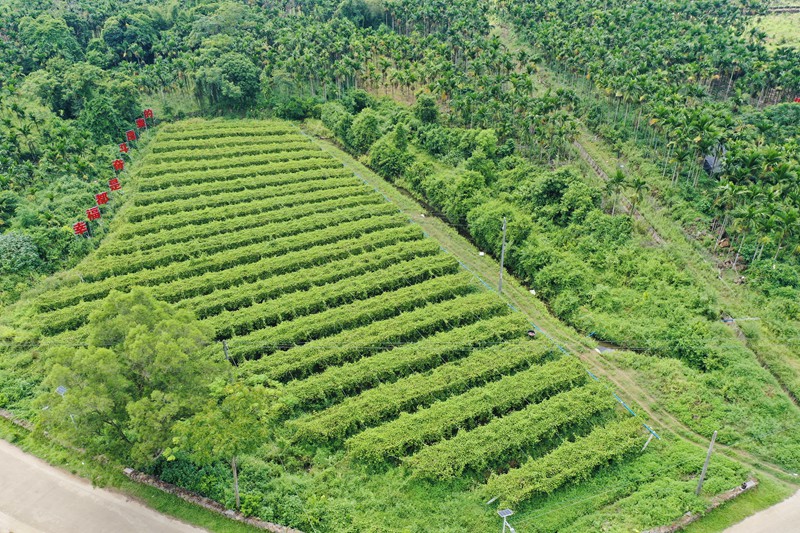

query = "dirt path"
[[0, 439, 206, 533], [572, 140, 666, 245], [724, 489, 800, 532]]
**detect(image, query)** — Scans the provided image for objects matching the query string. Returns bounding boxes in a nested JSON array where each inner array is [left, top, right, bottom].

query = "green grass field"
[[0, 119, 755, 531], [753, 13, 800, 49]]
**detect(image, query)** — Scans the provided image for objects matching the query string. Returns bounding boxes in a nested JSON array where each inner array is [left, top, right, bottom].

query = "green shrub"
[[0, 232, 42, 274], [349, 108, 384, 153], [368, 131, 413, 180]]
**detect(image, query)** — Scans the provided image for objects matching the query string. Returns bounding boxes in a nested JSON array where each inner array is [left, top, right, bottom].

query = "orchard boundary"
[[122, 468, 302, 533]]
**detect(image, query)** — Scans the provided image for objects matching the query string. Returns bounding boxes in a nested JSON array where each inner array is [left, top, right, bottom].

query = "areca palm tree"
[[772, 207, 799, 260], [627, 175, 650, 214], [713, 180, 740, 252], [607, 169, 626, 216], [732, 204, 762, 269]]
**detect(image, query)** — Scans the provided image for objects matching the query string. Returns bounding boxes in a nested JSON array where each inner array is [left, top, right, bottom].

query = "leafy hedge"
[[292, 337, 551, 441], [206, 253, 459, 339], [148, 137, 309, 163], [146, 226, 422, 302], [281, 313, 530, 408], [80, 201, 391, 282], [483, 417, 644, 505], [104, 192, 382, 257], [151, 133, 307, 154], [155, 124, 296, 141], [183, 238, 441, 319], [120, 184, 371, 239], [138, 149, 325, 178], [226, 272, 479, 361], [130, 167, 352, 209], [158, 120, 291, 133], [36, 207, 407, 334], [405, 382, 615, 479], [346, 356, 587, 464], [241, 291, 508, 384], [137, 158, 342, 191], [126, 175, 363, 222], [36, 217, 412, 313]]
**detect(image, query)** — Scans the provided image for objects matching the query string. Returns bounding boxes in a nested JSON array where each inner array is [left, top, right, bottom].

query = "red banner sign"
[[135, 117, 146, 129], [73, 221, 88, 235], [96, 192, 109, 205], [143, 108, 154, 119], [126, 130, 137, 142], [109, 178, 121, 191], [87, 206, 101, 221], [112, 159, 124, 172], [119, 142, 129, 154]]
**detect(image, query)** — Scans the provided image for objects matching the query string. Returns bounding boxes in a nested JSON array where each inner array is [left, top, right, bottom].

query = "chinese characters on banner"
[[73, 221, 88, 235]]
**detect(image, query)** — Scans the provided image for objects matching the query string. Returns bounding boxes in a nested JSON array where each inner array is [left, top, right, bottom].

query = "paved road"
[[0, 439, 206, 533], [725, 489, 800, 533]]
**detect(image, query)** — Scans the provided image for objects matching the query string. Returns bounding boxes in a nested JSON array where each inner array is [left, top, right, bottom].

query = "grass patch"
[[752, 14, 800, 49], [686, 477, 795, 533]]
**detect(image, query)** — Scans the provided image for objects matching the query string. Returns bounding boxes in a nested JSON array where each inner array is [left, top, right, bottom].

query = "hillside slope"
[[0, 119, 753, 532]]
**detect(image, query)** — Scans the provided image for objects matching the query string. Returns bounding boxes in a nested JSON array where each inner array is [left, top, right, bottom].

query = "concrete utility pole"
[[696, 430, 717, 495], [222, 339, 231, 362], [498, 217, 507, 293]]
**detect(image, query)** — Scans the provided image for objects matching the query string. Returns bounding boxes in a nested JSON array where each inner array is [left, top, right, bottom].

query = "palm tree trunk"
[[672, 164, 681, 186], [733, 233, 746, 270], [713, 217, 728, 252], [725, 70, 734, 98], [773, 233, 786, 260]]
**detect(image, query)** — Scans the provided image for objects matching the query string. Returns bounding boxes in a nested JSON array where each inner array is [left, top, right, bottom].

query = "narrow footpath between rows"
[[0, 439, 206, 533]]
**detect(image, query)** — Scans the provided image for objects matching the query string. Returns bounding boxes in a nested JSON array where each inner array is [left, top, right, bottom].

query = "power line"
[[8, 332, 800, 350]]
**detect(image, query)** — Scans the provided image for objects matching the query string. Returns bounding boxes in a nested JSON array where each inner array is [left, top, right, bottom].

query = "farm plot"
[[29, 119, 659, 527]]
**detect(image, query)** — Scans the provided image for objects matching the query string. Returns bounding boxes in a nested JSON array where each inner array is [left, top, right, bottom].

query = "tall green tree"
[[349, 108, 383, 153], [35, 288, 224, 465], [414, 93, 439, 124], [169, 383, 277, 511], [606, 169, 626, 216], [194, 52, 261, 112], [627, 175, 650, 214], [18, 14, 82, 70]]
